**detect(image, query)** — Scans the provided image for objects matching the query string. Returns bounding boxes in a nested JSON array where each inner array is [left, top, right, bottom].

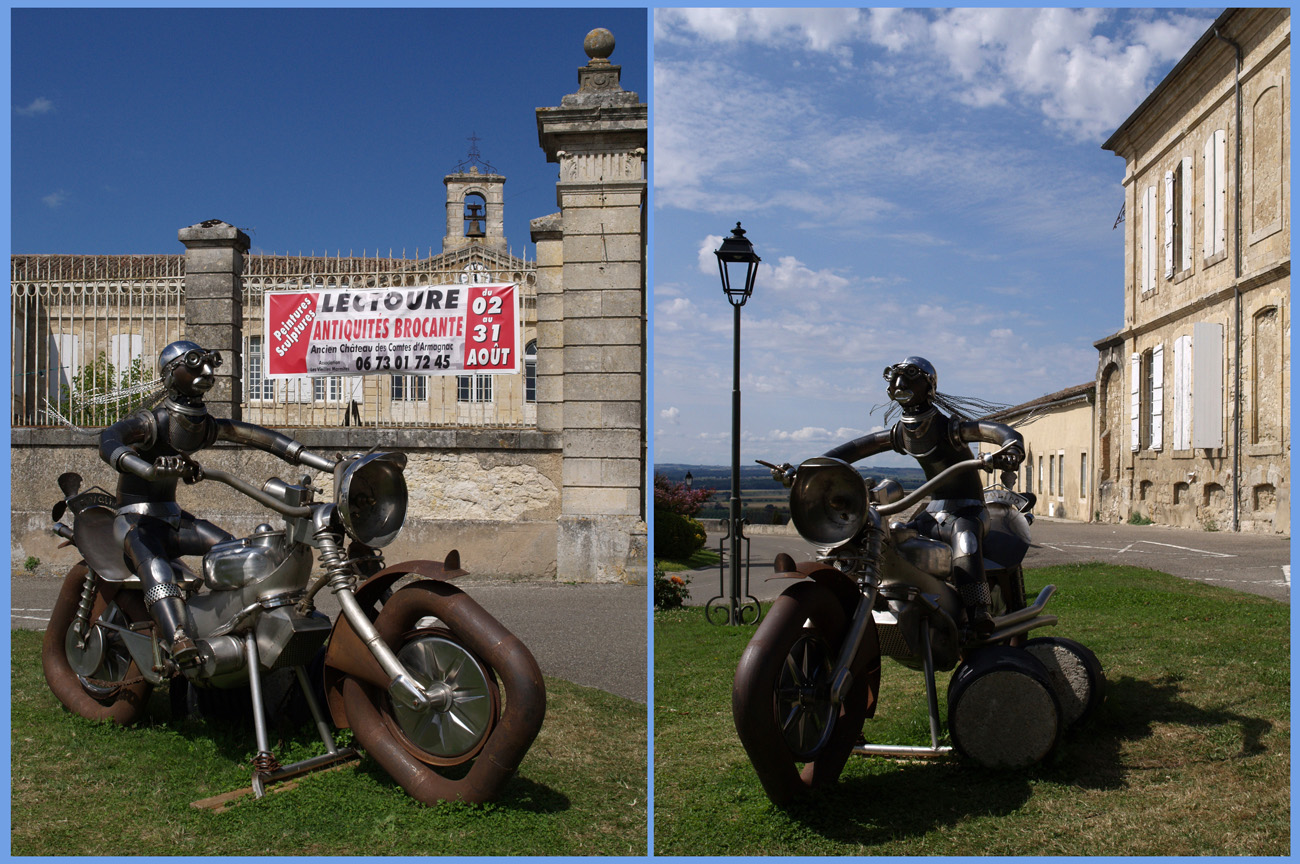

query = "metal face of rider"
[[884, 357, 937, 413]]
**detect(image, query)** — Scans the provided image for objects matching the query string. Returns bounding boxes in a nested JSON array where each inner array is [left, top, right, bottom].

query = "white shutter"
[[1180, 157, 1194, 272], [48, 334, 80, 402], [1144, 186, 1158, 292], [1163, 171, 1175, 278], [1171, 336, 1185, 449], [1203, 137, 1215, 258], [1192, 322, 1225, 448], [1150, 343, 1164, 450], [1213, 129, 1227, 255], [109, 333, 143, 379], [1172, 335, 1193, 450], [1130, 352, 1141, 450]]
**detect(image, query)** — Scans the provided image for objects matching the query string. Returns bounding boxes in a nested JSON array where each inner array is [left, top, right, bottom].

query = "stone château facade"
[[1097, 7, 1288, 533]]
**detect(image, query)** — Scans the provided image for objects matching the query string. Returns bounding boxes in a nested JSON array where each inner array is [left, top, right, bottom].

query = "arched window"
[[525, 340, 537, 403]]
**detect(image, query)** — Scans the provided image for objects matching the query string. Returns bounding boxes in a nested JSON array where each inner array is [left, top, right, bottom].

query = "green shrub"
[[655, 509, 706, 561]]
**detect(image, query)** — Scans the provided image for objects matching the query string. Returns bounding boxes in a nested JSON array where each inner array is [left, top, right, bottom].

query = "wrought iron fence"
[[11, 251, 538, 430]]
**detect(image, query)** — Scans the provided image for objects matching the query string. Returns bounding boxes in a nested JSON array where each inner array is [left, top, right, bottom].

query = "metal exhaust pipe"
[[853, 744, 953, 759]]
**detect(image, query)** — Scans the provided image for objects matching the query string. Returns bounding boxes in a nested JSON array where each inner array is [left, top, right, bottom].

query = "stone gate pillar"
[[536, 29, 647, 583], [178, 219, 249, 420]]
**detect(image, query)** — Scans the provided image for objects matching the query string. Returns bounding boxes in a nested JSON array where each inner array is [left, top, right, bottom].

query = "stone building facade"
[[984, 383, 1097, 522], [10, 29, 648, 581], [1096, 7, 1289, 534]]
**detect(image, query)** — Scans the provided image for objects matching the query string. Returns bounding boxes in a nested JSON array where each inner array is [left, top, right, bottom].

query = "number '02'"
[[472, 295, 504, 315]]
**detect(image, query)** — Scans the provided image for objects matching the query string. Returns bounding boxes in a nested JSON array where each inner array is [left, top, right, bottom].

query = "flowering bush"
[[653, 473, 713, 517], [654, 568, 691, 609]]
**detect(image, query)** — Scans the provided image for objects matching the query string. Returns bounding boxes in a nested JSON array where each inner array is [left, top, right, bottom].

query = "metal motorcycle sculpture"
[[734, 362, 1103, 806], [42, 343, 545, 805]]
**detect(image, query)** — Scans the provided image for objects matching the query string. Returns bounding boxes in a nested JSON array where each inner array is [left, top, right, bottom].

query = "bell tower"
[[443, 135, 508, 254]]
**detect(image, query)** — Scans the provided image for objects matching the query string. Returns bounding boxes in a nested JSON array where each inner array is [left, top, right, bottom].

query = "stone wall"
[[11, 426, 563, 581]]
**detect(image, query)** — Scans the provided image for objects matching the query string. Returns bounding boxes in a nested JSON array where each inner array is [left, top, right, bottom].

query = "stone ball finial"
[[584, 28, 615, 64]]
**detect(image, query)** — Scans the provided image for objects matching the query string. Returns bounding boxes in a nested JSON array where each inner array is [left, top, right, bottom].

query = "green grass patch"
[[654, 564, 1289, 856], [12, 630, 646, 856], [655, 548, 720, 573]]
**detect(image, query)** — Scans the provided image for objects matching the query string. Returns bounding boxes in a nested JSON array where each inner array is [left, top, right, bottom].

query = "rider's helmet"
[[158, 340, 222, 396], [883, 356, 937, 407]]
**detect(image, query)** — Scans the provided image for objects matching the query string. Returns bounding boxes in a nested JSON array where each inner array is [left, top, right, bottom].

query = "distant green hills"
[[656, 462, 929, 526], [655, 462, 929, 493]]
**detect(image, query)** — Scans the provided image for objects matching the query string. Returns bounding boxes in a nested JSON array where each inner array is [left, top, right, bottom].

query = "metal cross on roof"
[[454, 132, 498, 174]]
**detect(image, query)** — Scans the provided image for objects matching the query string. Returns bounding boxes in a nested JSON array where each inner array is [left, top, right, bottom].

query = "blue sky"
[[652, 7, 1221, 468], [10, 7, 647, 258]]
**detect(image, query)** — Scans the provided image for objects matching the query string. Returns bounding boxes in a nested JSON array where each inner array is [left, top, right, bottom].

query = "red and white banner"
[[263, 283, 520, 378]]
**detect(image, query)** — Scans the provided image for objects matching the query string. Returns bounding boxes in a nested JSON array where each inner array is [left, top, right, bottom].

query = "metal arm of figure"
[[959, 419, 1025, 473], [215, 419, 338, 473]]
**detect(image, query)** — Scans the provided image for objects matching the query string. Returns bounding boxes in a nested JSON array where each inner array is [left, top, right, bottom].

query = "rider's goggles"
[[178, 349, 222, 370], [883, 363, 926, 382]]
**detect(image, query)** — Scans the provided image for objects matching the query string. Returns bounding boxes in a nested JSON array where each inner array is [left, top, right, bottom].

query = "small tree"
[[59, 352, 150, 427]]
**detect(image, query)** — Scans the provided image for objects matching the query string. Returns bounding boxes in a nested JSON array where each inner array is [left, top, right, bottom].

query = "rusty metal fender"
[[767, 553, 863, 622], [321, 553, 466, 726]]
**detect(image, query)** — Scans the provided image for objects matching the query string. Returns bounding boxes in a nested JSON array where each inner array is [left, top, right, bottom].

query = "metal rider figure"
[[780, 357, 1024, 636], [99, 340, 336, 671]]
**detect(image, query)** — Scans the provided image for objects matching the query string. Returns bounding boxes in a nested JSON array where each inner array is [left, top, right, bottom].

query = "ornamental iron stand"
[[709, 224, 762, 626]]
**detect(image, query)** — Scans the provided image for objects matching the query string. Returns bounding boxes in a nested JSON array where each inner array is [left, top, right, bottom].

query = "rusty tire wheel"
[[341, 580, 543, 804], [42, 563, 153, 725], [732, 579, 880, 806]]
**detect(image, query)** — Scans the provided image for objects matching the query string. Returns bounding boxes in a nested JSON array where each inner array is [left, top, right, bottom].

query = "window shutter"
[[1180, 157, 1194, 272], [1171, 336, 1185, 449], [1150, 343, 1164, 450], [1163, 171, 1175, 278], [1130, 352, 1141, 450], [1192, 321, 1224, 448], [1213, 129, 1227, 255], [1172, 334, 1194, 450]]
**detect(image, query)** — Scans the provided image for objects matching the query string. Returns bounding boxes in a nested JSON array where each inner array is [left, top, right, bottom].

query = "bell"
[[466, 220, 485, 237]]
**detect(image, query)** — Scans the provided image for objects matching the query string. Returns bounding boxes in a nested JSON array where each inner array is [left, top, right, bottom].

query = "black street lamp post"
[[714, 223, 761, 626]]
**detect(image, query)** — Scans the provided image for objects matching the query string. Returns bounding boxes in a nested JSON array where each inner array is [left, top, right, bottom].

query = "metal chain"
[[82, 673, 149, 693]]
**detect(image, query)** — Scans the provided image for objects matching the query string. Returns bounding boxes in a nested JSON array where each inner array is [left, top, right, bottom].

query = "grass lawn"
[[12, 630, 647, 856], [655, 549, 720, 574], [653, 563, 1289, 856]]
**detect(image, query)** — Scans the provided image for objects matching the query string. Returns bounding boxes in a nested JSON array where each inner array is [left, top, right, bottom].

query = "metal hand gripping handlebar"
[[876, 441, 1019, 517]]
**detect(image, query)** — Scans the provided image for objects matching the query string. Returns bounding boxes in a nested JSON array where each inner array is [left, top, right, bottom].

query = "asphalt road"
[[688, 518, 1291, 605], [11, 574, 648, 703]]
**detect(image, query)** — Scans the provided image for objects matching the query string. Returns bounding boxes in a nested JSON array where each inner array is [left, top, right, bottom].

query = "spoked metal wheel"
[[386, 629, 500, 766], [733, 579, 881, 806], [67, 601, 136, 700], [43, 563, 154, 725], [775, 630, 836, 760]]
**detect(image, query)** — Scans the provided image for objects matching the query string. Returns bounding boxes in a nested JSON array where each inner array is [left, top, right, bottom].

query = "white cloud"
[[656, 8, 867, 56], [660, 406, 680, 424], [863, 7, 1214, 141], [657, 9, 1215, 145], [42, 190, 67, 208], [768, 425, 868, 443], [15, 97, 53, 116]]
